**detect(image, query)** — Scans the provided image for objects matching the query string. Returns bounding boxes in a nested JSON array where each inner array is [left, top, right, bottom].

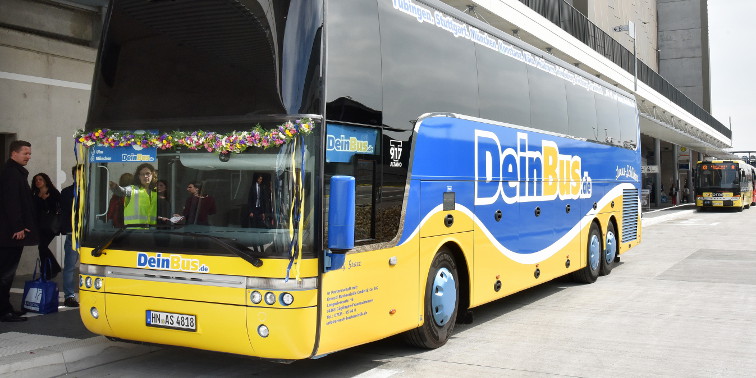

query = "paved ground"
[[7, 202, 750, 377]]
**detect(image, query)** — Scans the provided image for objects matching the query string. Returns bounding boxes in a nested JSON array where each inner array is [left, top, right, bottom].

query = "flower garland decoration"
[[74, 118, 315, 154]]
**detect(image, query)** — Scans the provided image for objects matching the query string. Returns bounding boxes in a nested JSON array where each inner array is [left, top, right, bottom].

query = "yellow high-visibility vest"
[[123, 185, 157, 226]]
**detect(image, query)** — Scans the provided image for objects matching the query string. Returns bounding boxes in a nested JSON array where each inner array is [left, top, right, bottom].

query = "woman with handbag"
[[32, 172, 62, 279]]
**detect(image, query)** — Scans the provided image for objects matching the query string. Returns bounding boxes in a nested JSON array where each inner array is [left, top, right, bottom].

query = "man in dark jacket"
[[59, 166, 79, 307], [248, 174, 272, 228], [0, 140, 38, 322]]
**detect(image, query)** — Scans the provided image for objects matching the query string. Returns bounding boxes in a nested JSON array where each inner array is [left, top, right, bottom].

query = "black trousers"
[[250, 207, 268, 228], [0, 246, 23, 315]]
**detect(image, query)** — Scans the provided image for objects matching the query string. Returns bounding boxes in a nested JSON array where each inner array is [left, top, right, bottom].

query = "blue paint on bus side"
[[398, 115, 640, 257]]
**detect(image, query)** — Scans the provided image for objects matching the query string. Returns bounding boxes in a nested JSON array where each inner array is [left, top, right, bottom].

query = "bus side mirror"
[[325, 176, 355, 272]]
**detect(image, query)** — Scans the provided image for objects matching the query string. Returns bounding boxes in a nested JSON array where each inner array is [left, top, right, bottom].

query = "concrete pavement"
[[0, 204, 699, 377], [1, 270, 158, 376]]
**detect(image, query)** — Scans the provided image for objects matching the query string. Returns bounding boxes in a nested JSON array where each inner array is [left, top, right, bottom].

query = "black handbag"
[[47, 205, 62, 235]]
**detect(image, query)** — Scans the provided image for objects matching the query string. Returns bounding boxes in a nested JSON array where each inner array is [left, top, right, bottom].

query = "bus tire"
[[572, 222, 601, 284], [404, 249, 459, 349], [600, 222, 617, 276]]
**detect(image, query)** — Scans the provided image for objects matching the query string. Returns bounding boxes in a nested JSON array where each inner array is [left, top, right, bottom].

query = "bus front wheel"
[[404, 249, 459, 349], [572, 222, 601, 284]]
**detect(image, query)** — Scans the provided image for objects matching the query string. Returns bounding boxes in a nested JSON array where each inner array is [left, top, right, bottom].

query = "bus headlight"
[[280, 292, 294, 306], [264, 292, 276, 305], [257, 324, 269, 338], [79, 276, 83, 288], [94, 278, 103, 290], [90, 307, 99, 319], [85, 276, 93, 288], [250, 291, 262, 304]]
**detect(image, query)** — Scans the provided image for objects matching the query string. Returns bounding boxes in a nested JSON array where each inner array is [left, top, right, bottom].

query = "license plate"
[[146, 310, 196, 331], [712, 200, 723, 207]]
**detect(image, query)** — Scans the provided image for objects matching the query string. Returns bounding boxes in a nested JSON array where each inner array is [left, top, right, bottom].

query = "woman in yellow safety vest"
[[108, 163, 158, 227]]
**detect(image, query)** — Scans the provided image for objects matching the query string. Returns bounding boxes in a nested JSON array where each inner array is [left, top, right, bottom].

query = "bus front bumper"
[[79, 285, 318, 360]]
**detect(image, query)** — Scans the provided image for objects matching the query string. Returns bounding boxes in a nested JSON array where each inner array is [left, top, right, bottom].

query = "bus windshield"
[[79, 0, 323, 261], [81, 128, 317, 259], [697, 163, 740, 190]]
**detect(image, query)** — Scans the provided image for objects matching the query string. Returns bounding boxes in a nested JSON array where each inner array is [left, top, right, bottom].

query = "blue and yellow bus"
[[75, 0, 641, 360], [695, 160, 754, 211]]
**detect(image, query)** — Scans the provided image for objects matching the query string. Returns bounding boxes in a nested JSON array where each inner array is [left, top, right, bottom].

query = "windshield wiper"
[[91, 224, 180, 257], [91, 227, 127, 257], [169, 231, 263, 268]]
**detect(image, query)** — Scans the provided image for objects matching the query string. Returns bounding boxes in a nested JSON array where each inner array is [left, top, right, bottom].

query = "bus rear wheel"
[[600, 222, 617, 276], [572, 222, 601, 284], [404, 249, 459, 349]]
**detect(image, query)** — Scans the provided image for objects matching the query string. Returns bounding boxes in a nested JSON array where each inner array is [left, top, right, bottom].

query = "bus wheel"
[[600, 222, 617, 276], [404, 249, 459, 349], [572, 222, 600, 284]]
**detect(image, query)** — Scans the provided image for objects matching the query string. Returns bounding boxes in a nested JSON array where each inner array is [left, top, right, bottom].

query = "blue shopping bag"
[[21, 259, 59, 314]]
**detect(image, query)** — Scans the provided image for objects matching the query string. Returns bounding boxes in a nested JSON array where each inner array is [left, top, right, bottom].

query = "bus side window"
[[528, 65, 568, 135], [594, 92, 621, 145], [566, 80, 598, 141], [354, 157, 378, 242], [324, 124, 382, 247], [476, 43, 531, 128], [324, 155, 379, 246]]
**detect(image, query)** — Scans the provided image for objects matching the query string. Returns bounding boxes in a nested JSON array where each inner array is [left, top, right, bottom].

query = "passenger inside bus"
[[106, 172, 132, 228], [174, 182, 216, 226], [108, 163, 158, 227], [156, 179, 171, 225], [247, 173, 272, 229]]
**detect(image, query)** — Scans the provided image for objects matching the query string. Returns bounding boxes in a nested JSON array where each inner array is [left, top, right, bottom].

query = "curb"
[[642, 207, 697, 227], [0, 333, 158, 377]]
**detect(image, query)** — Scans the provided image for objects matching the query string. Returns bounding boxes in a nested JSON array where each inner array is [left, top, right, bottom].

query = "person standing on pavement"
[[59, 166, 80, 307], [31, 172, 62, 279], [0, 140, 38, 322]]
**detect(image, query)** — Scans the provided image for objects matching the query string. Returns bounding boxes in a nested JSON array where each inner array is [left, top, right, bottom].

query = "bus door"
[[318, 126, 418, 355]]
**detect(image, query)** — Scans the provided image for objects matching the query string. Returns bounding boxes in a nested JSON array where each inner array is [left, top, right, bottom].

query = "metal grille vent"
[[622, 188, 639, 243]]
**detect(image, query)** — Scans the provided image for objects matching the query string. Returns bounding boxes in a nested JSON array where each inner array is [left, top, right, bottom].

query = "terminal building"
[[0, 0, 735, 271]]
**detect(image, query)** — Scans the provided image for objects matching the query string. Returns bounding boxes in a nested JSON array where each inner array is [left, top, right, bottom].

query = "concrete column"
[[654, 138, 662, 207], [688, 152, 695, 202], [673, 144, 679, 205]]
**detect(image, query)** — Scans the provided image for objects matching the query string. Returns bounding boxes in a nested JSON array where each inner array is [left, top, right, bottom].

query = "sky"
[[708, 0, 756, 152]]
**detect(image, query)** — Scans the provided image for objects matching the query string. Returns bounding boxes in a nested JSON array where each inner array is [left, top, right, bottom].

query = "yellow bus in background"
[[695, 160, 755, 211]]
